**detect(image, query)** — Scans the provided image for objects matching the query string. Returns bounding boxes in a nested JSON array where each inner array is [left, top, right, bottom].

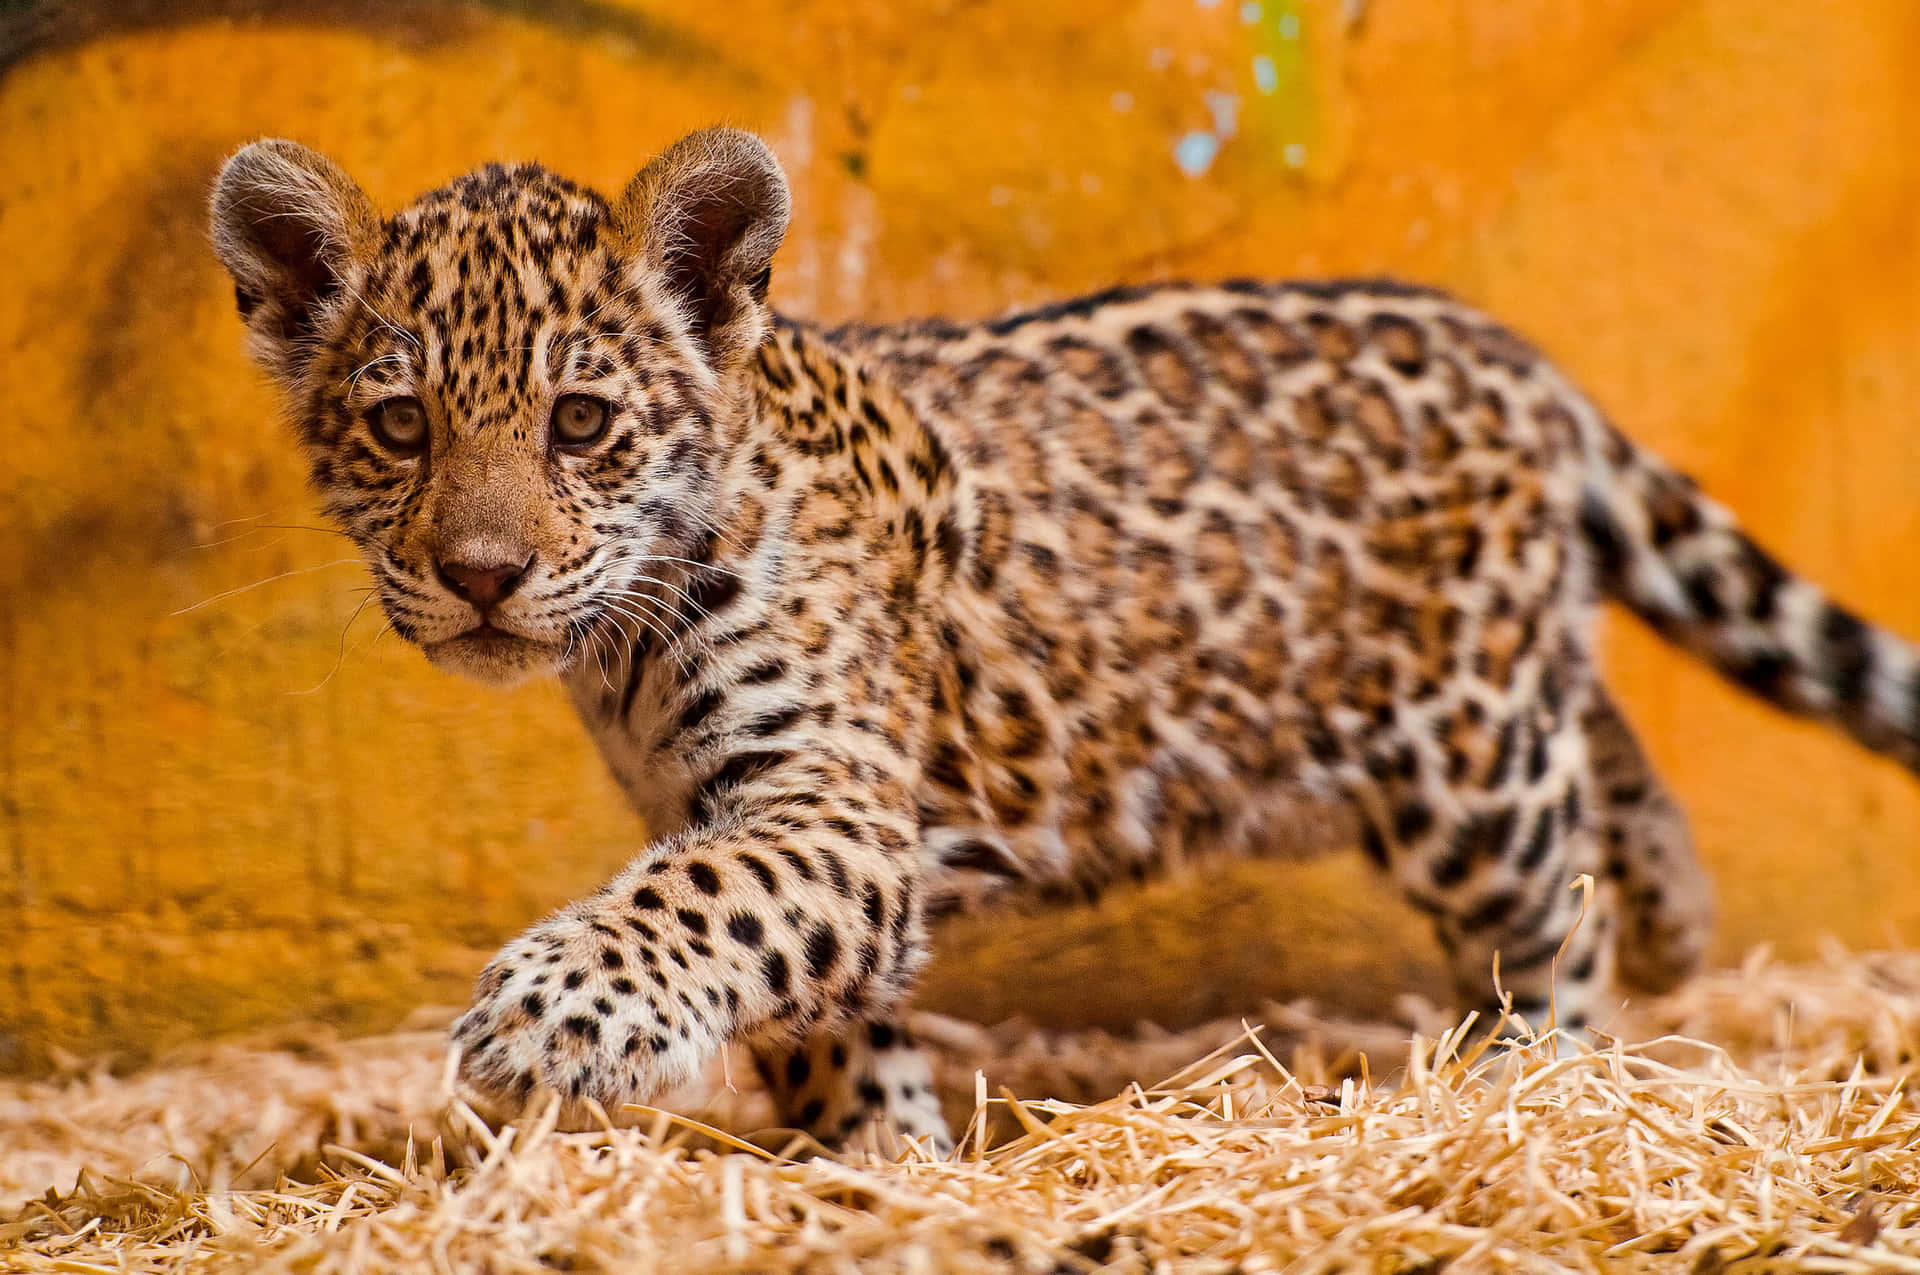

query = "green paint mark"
[[1244, 0, 1317, 176]]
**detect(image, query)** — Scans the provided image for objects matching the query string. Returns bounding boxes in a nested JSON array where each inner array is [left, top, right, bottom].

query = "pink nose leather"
[[435, 556, 531, 607]]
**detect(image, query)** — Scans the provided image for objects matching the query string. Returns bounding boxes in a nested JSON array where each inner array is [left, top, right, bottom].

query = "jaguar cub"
[[213, 128, 1920, 1151]]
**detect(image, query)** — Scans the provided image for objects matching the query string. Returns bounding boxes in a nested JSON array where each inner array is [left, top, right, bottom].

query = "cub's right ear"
[[210, 139, 379, 378]]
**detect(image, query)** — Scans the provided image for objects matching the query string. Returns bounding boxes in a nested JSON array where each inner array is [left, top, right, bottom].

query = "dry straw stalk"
[[7, 946, 1920, 1271]]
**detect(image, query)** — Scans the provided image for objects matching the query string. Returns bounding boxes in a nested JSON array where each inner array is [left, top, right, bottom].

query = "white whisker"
[[629, 553, 746, 580], [342, 281, 421, 351], [194, 520, 352, 551], [171, 558, 363, 616], [603, 594, 695, 672], [579, 278, 648, 328], [343, 349, 411, 398], [289, 589, 381, 696], [587, 547, 721, 624]]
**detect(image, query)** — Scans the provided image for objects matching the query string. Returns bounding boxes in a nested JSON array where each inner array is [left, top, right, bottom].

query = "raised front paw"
[[450, 908, 724, 1114]]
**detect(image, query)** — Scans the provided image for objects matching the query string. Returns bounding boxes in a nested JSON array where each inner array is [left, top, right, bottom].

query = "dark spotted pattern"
[[215, 131, 1920, 1150], [752, 1016, 950, 1153]]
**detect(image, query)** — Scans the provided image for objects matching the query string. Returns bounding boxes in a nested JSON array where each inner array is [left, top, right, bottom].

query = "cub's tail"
[[1578, 422, 1920, 773]]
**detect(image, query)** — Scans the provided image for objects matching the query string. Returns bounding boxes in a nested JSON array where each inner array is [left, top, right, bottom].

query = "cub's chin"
[[422, 626, 567, 688]]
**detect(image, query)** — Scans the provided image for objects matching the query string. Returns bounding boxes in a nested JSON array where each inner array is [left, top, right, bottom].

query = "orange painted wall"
[[4, 0, 1920, 1073]]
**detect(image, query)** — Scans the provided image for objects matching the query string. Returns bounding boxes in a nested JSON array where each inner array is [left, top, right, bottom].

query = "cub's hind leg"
[[751, 1018, 952, 1155], [1357, 681, 1617, 1035], [1583, 687, 1714, 993], [1426, 771, 1615, 1038]]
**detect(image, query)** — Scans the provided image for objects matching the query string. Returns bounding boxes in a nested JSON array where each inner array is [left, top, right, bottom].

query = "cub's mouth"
[[422, 622, 569, 686]]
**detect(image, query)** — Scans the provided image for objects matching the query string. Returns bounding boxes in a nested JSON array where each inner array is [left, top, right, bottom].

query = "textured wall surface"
[[4, 0, 1920, 1073]]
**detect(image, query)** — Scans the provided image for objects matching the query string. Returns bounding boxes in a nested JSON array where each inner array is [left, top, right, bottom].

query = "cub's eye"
[[368, 396, 429, 454], [551, 394, 611, 448]]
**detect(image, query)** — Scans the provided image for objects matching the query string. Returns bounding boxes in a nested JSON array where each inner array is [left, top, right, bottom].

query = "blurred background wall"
[[4, 0, 1920, 1075]]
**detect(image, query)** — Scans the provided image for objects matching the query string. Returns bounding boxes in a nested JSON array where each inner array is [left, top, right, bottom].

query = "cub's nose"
[[435, 554, 534, 608]]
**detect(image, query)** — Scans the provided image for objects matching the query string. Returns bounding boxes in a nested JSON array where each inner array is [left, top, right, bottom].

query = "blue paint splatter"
[[1252, 54, 1278, 94], [1206, 91, 1240, 139], [1173, 131, 1221, 177]]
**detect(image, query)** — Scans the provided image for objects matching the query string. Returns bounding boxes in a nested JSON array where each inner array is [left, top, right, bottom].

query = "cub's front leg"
[[451, 750, 925, 1114]]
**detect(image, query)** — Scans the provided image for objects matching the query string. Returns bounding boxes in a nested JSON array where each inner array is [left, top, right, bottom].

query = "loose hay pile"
[[8, 949, 1920, 1271]]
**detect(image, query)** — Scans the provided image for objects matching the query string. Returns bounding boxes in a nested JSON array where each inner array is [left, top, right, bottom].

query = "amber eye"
[[551, 394, 611, 448], [368, 396, 429, 454]]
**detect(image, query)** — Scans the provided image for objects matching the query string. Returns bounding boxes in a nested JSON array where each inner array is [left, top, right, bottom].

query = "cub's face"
[[210, 130, 790, 685]]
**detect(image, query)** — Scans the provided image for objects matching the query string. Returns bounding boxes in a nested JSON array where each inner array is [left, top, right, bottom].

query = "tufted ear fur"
[[615, 127, 791, 373], [210, 138, 380, 379]]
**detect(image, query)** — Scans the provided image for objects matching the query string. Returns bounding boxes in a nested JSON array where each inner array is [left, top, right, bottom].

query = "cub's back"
[[826, 281, 1605, 900]]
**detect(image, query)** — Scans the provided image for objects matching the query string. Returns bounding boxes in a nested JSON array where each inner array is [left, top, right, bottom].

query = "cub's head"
[[210, 128, 789, 686]]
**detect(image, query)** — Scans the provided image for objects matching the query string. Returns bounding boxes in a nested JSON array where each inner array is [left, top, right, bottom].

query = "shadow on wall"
[[0, 0, 732, 76]]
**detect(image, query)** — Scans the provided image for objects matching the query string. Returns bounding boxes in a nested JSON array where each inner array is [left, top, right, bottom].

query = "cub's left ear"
[[210, 138, 380, 380], [616, 127, 791, 372]]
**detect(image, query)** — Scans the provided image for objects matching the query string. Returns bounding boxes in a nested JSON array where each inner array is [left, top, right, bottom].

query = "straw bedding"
[[7, 948, 1920, 1272]]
